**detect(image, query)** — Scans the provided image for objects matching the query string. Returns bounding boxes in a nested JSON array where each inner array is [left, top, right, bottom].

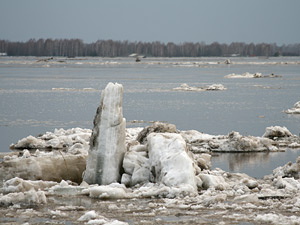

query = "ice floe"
[[173, 83, 227, 91], [225, 72, 281, 78], [284, 101, 300, 114], [263, 125, 293, 139], [52, 87, 98, 92]]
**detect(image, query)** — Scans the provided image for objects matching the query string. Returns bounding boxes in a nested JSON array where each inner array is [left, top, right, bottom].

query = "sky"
[[0, 0, 299, 45]]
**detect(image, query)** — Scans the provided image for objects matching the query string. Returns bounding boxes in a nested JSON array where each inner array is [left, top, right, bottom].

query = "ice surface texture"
[[83, 82, 126, 185], [147, 133, 197, 190]]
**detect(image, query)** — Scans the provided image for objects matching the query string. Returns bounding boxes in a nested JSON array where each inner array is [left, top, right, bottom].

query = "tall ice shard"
[[83, 82, 126, 185]]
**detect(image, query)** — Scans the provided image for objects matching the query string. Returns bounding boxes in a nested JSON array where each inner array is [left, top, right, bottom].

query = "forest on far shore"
[[0, 39, 299, 57]]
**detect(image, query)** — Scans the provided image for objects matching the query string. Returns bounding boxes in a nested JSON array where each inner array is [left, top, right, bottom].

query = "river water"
[[0, 56, 299, 178]]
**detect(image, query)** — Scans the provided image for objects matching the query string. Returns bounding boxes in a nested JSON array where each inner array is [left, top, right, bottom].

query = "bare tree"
[[0, 39, 299, 57]]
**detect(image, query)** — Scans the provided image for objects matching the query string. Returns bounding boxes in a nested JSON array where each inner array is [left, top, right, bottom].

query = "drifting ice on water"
[[1, 82, 300, 224]]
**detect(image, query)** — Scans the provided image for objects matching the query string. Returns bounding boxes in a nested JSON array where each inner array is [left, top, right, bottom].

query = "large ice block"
[[83, 82, 126, 185]]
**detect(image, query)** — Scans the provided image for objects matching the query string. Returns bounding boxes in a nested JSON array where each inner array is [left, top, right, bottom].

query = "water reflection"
[[211, 149, 300, 178]]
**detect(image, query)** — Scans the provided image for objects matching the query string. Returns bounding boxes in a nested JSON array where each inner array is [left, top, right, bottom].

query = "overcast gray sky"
[[0, 0, 299, 44]]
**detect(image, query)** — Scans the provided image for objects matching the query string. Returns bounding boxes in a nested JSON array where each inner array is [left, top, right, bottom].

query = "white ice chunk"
[[218, 131, 275, 152], [78, 210, 98, 221], [180, 130, 216, 143], [273, 176, 300, 191], [199, 174, 229, 190], [48, 180, 86, 196], [224, 72, 262, 78], [12, 135, 45, 149], [10, 127, 91, 153], [206, 84, 227, 91], [0, 153, 86, 183], [22, 149, 31, 158], [284, 101, 300, 114], [263, 126, 292, 139], [147, 133, 197, 191], [173, 83, 226, 92], [85, 183, 129, 199], [234, 194, 259, 203], [84, 82, 126, 185], [122, 143, 150, 186], [133, 182, 196, 198], [3, 177, 57, 194], [0, 189, 47, 206]]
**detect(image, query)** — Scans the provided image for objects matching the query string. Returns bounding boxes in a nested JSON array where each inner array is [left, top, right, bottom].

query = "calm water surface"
[[0, 56, 299, 177]]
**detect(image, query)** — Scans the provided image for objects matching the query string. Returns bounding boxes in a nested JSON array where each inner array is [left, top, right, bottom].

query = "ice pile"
[[271, 156, 300, 180], [10, 127, 91, 153], [0, 189, 47, 206], [1, 81, 300, 224], [4, 125, 91, 184], [2, 177, 57, 193], [225, 72, 281, 78], [263, 126, 300, 148], [121, 132, 199, 194], [182, 126, 300, 153], [173, 83, 226, 91], [284, 101, 300, 114], [2, 156, 300, 224], [2, 124, 299, 185]]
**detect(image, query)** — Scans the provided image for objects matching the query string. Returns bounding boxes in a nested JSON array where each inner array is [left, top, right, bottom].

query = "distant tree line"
[[0, 39, 299, 57]]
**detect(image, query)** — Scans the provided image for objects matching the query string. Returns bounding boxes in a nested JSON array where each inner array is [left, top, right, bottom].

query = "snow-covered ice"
[[263, 125, 293, 139], [10, 127, 91, 152], [147, 133, 198, 190], [284, 101, 300, 114]]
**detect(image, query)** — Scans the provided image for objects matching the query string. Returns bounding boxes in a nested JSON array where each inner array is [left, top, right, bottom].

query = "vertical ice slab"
[[83, 82, 126, 185]]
